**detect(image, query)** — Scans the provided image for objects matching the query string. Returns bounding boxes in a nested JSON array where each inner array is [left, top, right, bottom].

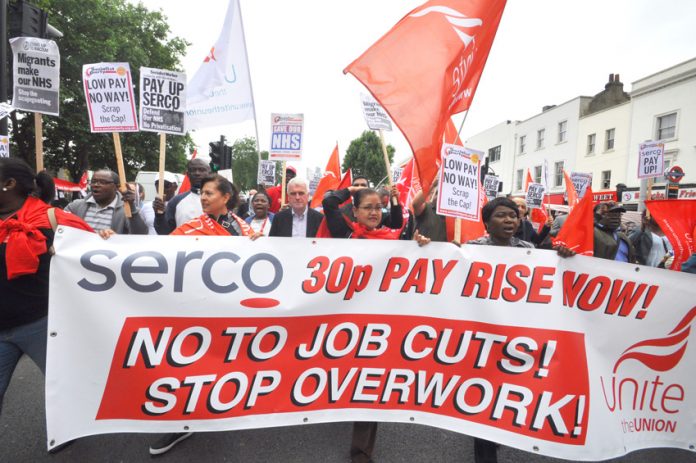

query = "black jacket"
[[268, 207, 323, 237]]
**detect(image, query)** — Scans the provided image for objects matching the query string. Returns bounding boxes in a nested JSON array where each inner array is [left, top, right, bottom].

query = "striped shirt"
[[82, 196, 117, 231]]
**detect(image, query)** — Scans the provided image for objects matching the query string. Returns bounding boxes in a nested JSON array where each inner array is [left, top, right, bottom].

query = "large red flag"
[[395, 158, 417, 209], [645, 200, 696, 271], [563, 170, 579, 210], [345, 0, 507, 193], [552, 187, 595, 256], [310, 144, 342, 209]]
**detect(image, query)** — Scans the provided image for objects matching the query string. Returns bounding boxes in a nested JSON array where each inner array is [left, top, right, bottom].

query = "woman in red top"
[[0, 158, 92, 413]]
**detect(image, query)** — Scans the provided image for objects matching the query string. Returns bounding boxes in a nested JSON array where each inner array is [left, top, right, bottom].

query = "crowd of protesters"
[[1, 157, 693, 461]]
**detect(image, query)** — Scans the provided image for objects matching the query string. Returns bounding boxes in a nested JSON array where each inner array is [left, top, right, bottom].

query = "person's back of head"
[[0, 157, 54, 204]]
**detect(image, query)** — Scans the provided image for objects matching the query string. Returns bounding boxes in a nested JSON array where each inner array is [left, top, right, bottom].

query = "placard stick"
[[34, 113, 44, 172], [645, 177, 654, 219], [112, 132, 131, 218], [158, 133, 166, 198], [378, 129, 399, 206], [454, 218, 462, 245], [280, 161, 287, 206]]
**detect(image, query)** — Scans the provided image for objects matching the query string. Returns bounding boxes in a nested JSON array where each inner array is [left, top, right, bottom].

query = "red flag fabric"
[[310, 144, 342, 209], [645, 199, 696, 271], [524, 169, 534, 191], [563, 170, 579, 210], [179, 149, 198, 194], [171, 213, 250, 237], [552, 187, 595, 256], [444, 118, 464, 147], [345, 0, 507, 193], [395, 158, 416, 209]]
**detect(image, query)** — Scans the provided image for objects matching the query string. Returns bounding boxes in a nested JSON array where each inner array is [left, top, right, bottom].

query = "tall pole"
[[0, 0, 9, 137]]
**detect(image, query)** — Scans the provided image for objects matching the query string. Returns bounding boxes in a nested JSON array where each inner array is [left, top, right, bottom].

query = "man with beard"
[[65, 169, 147, 234], [153, 159, 211, 235]]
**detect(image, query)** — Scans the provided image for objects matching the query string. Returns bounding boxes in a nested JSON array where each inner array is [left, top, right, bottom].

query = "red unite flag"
[[552, 188, 595, 256], [310, 144, 342, 209], [563, 170, 579, 210], [645, 199, 696, 271], [345, 0, 507, 193]]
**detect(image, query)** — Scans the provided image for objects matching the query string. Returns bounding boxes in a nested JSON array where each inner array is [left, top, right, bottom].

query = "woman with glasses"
[[321, 184, 429, 463]]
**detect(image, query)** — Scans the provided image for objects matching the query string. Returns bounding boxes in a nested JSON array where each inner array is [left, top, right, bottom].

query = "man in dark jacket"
[[593, 201, 636, 262], [269, 178, 323, 237]]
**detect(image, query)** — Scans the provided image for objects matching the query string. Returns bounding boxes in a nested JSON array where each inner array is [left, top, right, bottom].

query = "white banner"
[[436, 144, 482, 220], [360, 93, 392, 131], [269, 113, 303, 161], [10, 37, 60, 116], [139, 67, 186, 135], [47, 228, 696, 461], [82, 63, 138, 132], [638, 141, 665, 179], [185, 0, 255, 130], [0, 134, 9, 158], [257, 159, 276, 186]]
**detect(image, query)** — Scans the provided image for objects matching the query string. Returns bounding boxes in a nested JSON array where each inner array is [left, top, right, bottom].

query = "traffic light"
[[222, 145, 232, 170], [209, 141, 222, 172], [8, 1, 48, 38]]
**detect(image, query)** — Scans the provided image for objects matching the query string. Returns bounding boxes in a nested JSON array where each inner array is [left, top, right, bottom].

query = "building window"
[[587, 133, 596, 154], [554, 161, 564, 187], [488, 145, 501, 163], [601, 170, 611, 189], [534, 165, 542, 184], [515, 169, 523, 191], [537, 129, 545, 149], [519, 136, 526, 154], [656, 112, 677, 140], [558, 121, 567, 143], [605, 128, 615, 150]]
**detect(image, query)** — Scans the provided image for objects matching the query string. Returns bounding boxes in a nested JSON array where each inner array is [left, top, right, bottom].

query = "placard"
[[139, 67, 186, 135], [637, 141, 664, 179], [483, 174, 499, 200], [0, 103, 15, 120], [269, 113, 303, 161], [9, 37, 60, 116], [392, 167, 403, 185], [570, 172, 592, 199], [360, 93, 392, 131], [0, 135, 9, 158], [436, 144, 482, 221], [257, 160, 276, 186], [82, 62, 138, 132], [526, 183, 545, 209]]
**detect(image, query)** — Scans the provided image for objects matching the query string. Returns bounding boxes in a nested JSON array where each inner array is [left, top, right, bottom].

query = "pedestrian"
[[268, 178, 324, 238], [511, 196, 552, 247], [630, 210, 673, 267], [153, 158, 211, 234], [140, 173, 178, 235], [64, 169, 148, 234], [411, 179, 447, 243], [593, 201, 636, 262], [266, 165, 297, 213], [245, 191, 274, 235], [322, 184, 428, 463]]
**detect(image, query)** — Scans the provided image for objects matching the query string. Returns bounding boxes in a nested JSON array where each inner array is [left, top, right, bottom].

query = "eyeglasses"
[[357, 205, 382, 212], [90, 179, 115, 186]]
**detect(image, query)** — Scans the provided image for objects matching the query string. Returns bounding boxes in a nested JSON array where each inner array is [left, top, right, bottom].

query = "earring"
[[2, 188, 6, 191]]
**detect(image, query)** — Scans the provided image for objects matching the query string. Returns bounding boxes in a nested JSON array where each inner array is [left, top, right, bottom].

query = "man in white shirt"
[[269, 178, 323, 238], [153, 159, 210, 235]]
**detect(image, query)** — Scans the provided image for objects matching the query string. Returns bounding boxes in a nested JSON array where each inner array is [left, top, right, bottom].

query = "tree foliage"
[[228, 137, 269, 192], [342, 131, 395, 186], [8, 0, 194, 180]]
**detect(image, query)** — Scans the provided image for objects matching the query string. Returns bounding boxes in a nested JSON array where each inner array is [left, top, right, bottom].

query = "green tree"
[[228, 137, 269, 192], [8, 0, 193, 181], [342, 130, 395, 186]]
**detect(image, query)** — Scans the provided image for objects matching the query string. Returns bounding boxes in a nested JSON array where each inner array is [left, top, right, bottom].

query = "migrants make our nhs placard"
[[139, 68, 186, 135], [436, 144, 482, 221], [82, 63, 138, 132], [10, 37, 60, 116], [269, 113, 303, 162], [360, 93, 392, 131]]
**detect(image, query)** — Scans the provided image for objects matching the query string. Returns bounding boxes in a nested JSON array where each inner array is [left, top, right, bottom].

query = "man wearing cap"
[[141, 173, 178, 235], [593, 201, 637, 262], [266, 166, 297, 213], [153, 159, 210, 235]]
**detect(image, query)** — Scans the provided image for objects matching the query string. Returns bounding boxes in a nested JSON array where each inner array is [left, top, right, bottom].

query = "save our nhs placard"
[[269, 113, 303, 162]]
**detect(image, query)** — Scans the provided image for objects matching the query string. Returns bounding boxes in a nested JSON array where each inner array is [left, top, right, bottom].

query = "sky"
[[135, 0, 696, 175]]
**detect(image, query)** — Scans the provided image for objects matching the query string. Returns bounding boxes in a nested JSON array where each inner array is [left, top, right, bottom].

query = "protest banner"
[[570, 172, 592, 199], [392, 167, 403, 185], [483, 174, 499, 200], [436, 144, 482, 221], [0, 135, 9, 158], [526, 183, 545, 210], [139, 67, 186, 135], [10, 37, 60, 116], [82, 63, 138, 133], [360, 93, 392, 131], [0, 103, 15, 120], [269, 113, 303, 162], [637, 141, 664, 179], [48, 228, 696, 460], [257, 160, 276, 186]]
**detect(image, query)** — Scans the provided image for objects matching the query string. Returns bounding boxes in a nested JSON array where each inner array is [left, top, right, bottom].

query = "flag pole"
[[158, 133, 166, 198], [112, 133, 131, 218], [280, 161, 287, 206], [237, 0, 261, 159], [34, 113, 44, 172]]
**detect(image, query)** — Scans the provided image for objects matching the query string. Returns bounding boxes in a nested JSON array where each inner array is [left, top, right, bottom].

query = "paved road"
[[1, 357, 694, 463]]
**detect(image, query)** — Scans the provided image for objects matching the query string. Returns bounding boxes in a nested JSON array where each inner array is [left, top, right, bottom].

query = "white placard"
[[637, 141, 665, 179], [0, 103, 15, 120], [483, 174, 500, 200], [360, 93, 392, 131], [570, 172, 593, 199], [82, 62, 138, 132], [0, 135, 9, 158], [257, 160, 276, 186], [392, 167, 403, 184], [139, 67, 186, 135], [526, 183, 545, 209], [269, 113, 303, 161], [436, 144, 482, 220], [10, 37, 60, 116]]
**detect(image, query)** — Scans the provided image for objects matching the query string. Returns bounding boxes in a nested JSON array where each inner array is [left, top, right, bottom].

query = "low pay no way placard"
[[436, 144, 483, 221]]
